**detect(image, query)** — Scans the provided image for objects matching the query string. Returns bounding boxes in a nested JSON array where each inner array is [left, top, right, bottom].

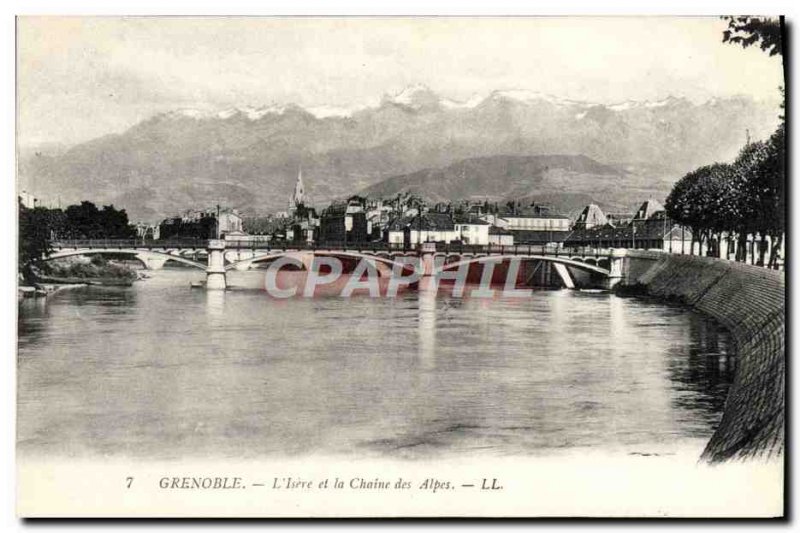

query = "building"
[[480, 206, 571, 245], [506, 229, 571, 246], [18, 191, 38, 209], [217, 209, 243, 236], [319, 196, 370, 244], [288, 168, 307, 215], [453, 215, 491, 245], [502, 212, 572, 232], [573, 204, 608, 230], [479, 213, 509, 228], [364, 198, 394, 241], [564, 200, 693, 252], [606, 212, 635, 227], [632, 198, 666, 221], [286, 211, 320, 243], [564, 215, 693, 251], [387, 212, 458, 246], [276, 169, 321, 243], [158, 206, 242, 240], [159, 214, 216, 240], [488, 225, 514, 246], [135, 223, 160, 240]]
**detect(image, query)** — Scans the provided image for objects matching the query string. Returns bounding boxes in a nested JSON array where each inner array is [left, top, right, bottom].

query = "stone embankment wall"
[[621, 251, 785, 463]]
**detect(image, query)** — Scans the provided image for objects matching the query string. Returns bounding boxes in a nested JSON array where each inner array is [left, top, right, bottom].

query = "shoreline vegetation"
[[19, 255, 140, 299]]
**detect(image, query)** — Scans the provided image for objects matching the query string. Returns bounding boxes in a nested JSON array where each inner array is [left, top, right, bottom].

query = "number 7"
[[126, 477, 134, 488]]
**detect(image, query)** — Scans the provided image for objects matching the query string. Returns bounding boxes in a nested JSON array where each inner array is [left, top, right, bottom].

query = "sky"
[[17, 16, 785, 147]]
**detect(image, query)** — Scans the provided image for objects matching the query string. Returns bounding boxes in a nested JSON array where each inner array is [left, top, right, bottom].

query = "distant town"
[[18, 165, 768, 260]]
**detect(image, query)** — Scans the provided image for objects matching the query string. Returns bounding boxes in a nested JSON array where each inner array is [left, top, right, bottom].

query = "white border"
[[3, 1, 798, 531]]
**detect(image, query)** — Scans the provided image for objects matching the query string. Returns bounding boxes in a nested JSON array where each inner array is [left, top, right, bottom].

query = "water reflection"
[[205, 290, 226, 320], [417, 277, 437, 368], [17, 269, 735, 460], [666, 318, 736, 432], [18, 297, 49, 342]]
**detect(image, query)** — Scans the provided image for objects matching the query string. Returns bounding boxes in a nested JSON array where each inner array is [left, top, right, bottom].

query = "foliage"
[[665, 163, 736, 236], [664, 17, 786, 264], [665, 129, 784, 264], [19, 200, 137, 277], [45, 256, 138, 281], [158, 216, 216, 240], [721, 16, 783, 56], [18, 203, 55, 272], [62, 201, 136, 239]]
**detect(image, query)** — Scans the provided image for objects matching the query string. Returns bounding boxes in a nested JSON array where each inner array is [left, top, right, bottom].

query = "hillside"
[[358, 154, 659, 216]]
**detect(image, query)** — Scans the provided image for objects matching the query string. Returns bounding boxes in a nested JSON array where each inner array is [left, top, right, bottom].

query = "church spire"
[[293, 167, 306, 207]]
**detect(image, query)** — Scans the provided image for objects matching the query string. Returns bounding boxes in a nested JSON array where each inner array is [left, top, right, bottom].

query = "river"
[[17, 268, 735, 461]]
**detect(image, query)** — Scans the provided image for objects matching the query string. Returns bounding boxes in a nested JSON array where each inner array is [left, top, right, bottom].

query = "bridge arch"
[[434, 254, 611, 277], [225, 249, 418, 277], [45, 248, 207, 270]]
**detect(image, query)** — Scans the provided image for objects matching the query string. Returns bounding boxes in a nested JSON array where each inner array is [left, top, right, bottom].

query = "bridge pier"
[[604, 248, 626, 290], [206, 240, 227, 290]]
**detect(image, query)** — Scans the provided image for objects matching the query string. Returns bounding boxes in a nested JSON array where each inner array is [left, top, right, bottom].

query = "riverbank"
[[18, 283, 88, 299], [19, 256, 139, 298], [619, 251, 785, 462], [42, 255, 138, 281]]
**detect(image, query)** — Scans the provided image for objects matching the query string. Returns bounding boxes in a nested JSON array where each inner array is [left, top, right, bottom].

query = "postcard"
[[16, 15, 785, 517]]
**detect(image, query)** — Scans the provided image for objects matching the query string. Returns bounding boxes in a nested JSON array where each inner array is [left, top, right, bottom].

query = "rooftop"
[[388, 212, 455, 231], [453, 215, 491, 225], [565, 218, 690, 243]]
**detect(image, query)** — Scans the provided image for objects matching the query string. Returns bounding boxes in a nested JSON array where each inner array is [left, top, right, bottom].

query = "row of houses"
[[137, 207, 245, 241], [141, 171, 693, 253]]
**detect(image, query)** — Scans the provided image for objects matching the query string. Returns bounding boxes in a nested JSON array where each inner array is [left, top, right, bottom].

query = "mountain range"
[[18, 85, 781, 221]]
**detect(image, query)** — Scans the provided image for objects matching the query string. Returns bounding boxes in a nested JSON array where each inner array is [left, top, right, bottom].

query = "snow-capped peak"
[[164, 104, 292, 121], [166, 108, 217, 119], [441, 93, 486, 110], [608, 96, 688, 111], [490, 90, 574, 107], [160, 90, 702, 123], [240, 105, 288, 119], [388, 84, 436, 105], [306, 103, 374, 119]]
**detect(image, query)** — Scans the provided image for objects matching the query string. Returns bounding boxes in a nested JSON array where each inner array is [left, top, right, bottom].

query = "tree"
[[718, 15, 785, 267], [665, 163, 747, 257], [64, 201, 101, 238], [666, 136, 785, 266], [722, 16, 783, 56], [730, 131, 785, 267], [63, 201, 134, 239], [18, 203, 55, 281], [98, 204, 135, 238]]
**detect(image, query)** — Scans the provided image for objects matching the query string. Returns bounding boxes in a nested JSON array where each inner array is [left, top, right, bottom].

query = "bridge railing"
[[50, 238, 616, 259], [51, 238, 208, 249], [430, 242, 610, 257], [223, 240, 412, 252]]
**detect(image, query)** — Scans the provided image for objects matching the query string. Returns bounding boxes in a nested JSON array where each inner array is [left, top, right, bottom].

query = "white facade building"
[[454, 217, 491, 245]]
